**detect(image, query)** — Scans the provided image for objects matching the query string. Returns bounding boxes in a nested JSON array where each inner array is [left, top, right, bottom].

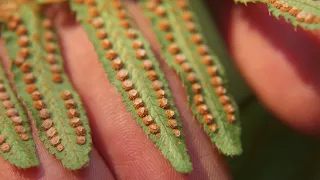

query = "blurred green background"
[[191, 0, 320, 179]]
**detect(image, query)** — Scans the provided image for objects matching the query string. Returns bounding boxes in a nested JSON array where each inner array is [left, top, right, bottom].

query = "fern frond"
[[1, 4, 92, 170], [235, 0, 320, 29], [140, 0, 242, 156], [69, 0, 192, 173], [0, 62, 39, 168]]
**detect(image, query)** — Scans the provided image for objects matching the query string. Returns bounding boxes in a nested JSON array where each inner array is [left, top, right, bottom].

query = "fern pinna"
[[141, 0, 242, 156], [235, 0, 320, 29], [69, 0, 193, 173], [0, 1, 92, 170]]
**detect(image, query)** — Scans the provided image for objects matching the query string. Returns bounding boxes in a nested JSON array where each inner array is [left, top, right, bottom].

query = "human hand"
[[0, 0, 319, 179]]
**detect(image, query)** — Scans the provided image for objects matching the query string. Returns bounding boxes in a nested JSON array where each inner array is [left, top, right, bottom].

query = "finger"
[[210, 1, 320, 133], [0, 26, 114, 180], [53, 3, 230, 180]]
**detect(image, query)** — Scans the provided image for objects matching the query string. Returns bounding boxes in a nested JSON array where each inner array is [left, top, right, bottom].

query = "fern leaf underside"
[[2, 5, 92, 170], [140, 0, 242, 156], [235, 0, 320, 29], [0, 64, 39, 168], [70, 0, 192, 173]]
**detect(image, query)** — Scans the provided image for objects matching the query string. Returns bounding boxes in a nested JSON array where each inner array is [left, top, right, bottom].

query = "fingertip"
[[217, 3, 320, 134]]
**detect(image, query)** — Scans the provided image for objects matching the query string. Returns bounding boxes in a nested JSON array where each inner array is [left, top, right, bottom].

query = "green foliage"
[[0, 64, 39, 168], [70, 0, 192, 173], [235, 0, 320, 29], [2, 5, 92, 170], [141, 0, 242, 156]]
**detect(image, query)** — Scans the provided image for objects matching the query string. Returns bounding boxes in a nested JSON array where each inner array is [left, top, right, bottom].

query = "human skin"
[[0, 0, 319, 179]]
